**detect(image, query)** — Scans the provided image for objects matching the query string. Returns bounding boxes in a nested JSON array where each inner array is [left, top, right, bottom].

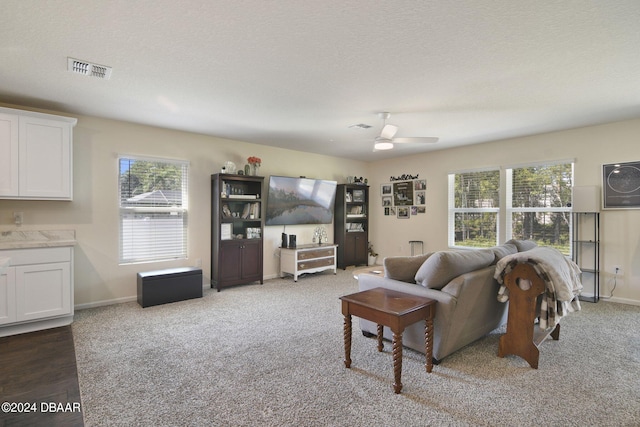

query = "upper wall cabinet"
[[0, 107, 77, 200]]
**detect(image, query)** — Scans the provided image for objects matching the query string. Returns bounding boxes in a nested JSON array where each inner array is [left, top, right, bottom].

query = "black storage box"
[[137, 267, 203, 308]]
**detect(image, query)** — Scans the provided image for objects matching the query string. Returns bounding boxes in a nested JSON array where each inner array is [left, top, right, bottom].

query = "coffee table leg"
[[343, 314, 352, 368], [392, 331, 403, 394], [377, 324, 384, 352], [425, 318, 434, 373]]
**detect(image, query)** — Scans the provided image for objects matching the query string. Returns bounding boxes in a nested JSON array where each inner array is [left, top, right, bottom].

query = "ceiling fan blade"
[[380, 124, 398, 140], [392, 137, 439, 144]]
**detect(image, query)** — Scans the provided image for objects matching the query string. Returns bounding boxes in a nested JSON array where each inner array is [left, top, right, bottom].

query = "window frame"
[[118, 155, 189, 265], [448, 168, 501, 248], [448, 160, 574, 253]]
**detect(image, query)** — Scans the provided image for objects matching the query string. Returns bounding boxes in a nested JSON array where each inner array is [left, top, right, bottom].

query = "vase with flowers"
[[247, 156, 261, 176]]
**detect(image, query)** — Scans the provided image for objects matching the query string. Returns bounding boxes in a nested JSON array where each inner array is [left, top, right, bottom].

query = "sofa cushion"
[[490, 243, 518, 264], [415, 249, 495, 290], [505, 239, 538, 252], [384, 253, 433, 283]]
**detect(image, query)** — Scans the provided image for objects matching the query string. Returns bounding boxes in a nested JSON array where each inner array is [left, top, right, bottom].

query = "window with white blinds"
[[448, 169, 500, 248], [118, 156, 189, 264], [506, 162, 573, 254]]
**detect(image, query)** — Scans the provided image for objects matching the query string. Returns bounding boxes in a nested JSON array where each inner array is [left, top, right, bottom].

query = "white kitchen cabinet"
[[0, 113, 19, 196], [0, 106, 77, 200], [0, 267, 17, 325], [0, 247, 74, 336]]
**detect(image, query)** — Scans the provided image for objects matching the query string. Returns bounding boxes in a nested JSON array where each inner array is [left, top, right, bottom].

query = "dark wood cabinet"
[[334, 184, 369, 269], [211, 174, 264, 291]]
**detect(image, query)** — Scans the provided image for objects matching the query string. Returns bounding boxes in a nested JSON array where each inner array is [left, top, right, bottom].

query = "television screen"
[[266, 176, 337, 225]]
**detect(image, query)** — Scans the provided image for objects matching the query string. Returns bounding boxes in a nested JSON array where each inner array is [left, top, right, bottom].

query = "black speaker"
[[281, 233, 288, 248], [289, 235, 297, 248]]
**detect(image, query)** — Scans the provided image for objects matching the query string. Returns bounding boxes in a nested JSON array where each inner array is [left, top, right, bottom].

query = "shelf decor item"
[[368, 242, 378, 266], [223, 161, 237, 174], [313, 226, 328, 244], [247, 156, 262, 175]]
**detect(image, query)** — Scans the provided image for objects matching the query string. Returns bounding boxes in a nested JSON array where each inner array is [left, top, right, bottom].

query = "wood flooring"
[[0, 326, 83, 427]]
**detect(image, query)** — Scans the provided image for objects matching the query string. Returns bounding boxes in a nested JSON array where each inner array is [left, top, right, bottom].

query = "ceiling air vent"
[[67, 57, 112, 80], [349, 123, 372, 129]]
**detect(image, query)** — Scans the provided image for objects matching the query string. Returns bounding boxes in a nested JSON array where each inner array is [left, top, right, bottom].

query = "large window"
[[448, 161, 573, 254], [119, 156, 189, 264], [507, 162, 573, 254], [448, 169, 500, 248]]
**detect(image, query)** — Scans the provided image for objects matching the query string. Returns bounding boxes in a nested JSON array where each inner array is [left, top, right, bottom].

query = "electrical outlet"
[[195, 258, 202, 267], [13, 212, 24, 226], [613, 265, 622, 274]]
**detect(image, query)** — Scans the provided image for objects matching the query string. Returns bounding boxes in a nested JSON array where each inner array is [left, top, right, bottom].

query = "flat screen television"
[[265, 176, 338, 225]]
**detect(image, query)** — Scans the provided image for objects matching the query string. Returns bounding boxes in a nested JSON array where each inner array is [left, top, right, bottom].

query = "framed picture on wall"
[[397, 206, 410, 219], [393, 181, 413, 206], [602, 161, 640, 209], [381, 184, 392, 195], [382, 196, 392, 206]]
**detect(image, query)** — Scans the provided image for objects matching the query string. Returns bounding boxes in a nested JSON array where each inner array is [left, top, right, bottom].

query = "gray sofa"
[[357, 240, 538, 362]]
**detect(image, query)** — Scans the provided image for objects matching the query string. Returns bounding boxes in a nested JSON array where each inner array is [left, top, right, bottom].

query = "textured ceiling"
[[1, 1, 640, 161]]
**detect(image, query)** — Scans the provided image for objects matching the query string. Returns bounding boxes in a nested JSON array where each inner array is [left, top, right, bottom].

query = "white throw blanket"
[[494, 246, 582, 329]]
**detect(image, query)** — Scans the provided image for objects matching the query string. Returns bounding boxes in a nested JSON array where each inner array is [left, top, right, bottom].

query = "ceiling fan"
[[374, 112, 439, 150]]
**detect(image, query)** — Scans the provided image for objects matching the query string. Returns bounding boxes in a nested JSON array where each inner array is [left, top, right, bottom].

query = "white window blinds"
[[448, 169, 500, 248], [118, 156, 189, 264], [507, 162, 573, 254]]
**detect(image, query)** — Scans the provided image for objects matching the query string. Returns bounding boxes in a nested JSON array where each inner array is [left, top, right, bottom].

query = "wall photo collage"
[[381, 176, 426, 219]]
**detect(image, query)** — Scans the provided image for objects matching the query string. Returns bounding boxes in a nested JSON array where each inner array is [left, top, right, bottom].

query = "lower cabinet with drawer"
[[0, 246, 74, 337], [280, 243, 338, 282]]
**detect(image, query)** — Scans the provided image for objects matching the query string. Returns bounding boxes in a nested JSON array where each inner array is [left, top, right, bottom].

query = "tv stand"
[[280, 243, 338, 281]]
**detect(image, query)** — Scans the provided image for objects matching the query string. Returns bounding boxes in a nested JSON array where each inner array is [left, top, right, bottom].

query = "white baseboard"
[[72, 285, 640, 310], [75, 281, 214, 310], [599, 295, 640, 306], [75, 295, 137, 310]]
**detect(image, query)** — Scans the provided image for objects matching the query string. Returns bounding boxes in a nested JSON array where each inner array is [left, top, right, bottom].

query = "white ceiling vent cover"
[[68, 57, 112, 80], [349, 123, 372, 129]]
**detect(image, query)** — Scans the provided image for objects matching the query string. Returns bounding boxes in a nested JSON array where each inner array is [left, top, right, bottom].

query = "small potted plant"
[[368, 242, 378, 266]]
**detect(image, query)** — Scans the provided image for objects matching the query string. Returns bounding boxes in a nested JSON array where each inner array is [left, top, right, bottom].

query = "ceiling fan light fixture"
[[374, 138, 394, 150]]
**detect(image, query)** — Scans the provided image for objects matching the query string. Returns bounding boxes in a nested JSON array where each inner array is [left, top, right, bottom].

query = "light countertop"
[[0, 230, 77, 250]]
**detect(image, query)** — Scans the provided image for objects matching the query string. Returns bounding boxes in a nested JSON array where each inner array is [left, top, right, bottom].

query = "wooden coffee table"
[[340, 287, 436, 394]]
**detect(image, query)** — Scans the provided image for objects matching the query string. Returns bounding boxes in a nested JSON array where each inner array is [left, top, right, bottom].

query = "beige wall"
[[2, 103, 638, 306], [367, 118, 640, 305], [0, 106, 367, 307]]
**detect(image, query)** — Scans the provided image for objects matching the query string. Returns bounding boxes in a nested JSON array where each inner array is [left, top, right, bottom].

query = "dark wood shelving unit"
[[211, 173, 264, 291], [334, 184, 369, 269]]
